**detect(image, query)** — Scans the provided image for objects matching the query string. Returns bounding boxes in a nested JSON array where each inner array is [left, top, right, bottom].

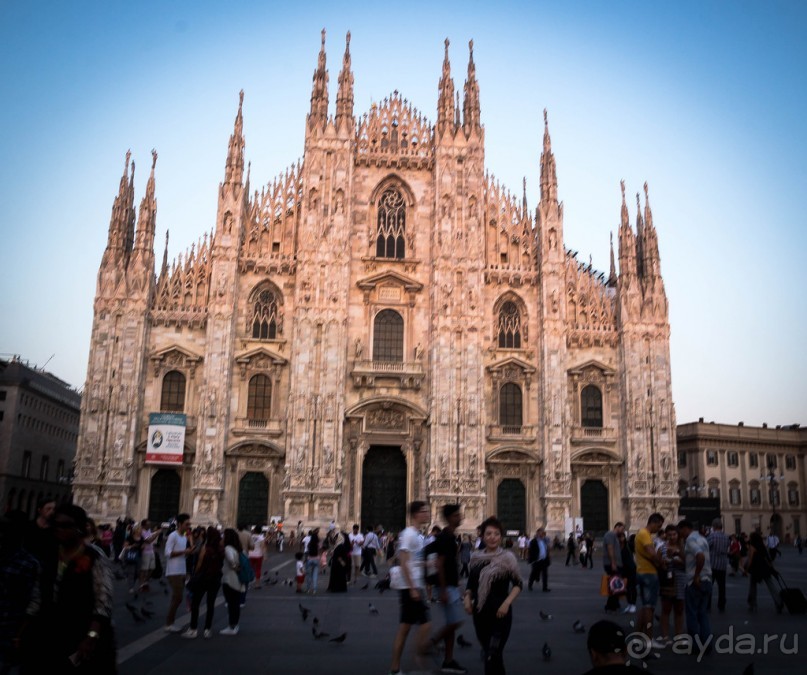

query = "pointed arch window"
[[497, 301, 522, 348], [373, 309, 404, 362], [376, 188, 406, 259], [581, 385, 602, 428], [499, 383, 523, 428], [247, 374, 272, 421], [160, 371, 186, 412], [251, 289, 279, 339]]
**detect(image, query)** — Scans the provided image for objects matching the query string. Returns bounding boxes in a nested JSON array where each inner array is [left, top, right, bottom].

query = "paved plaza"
[[114, 547, 806, 674]]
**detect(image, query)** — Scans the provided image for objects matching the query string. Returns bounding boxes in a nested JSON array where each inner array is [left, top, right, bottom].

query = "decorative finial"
[[543, 108, 548, 125], [321, 28, 326, 45], [636, 192, 641, 208], [151, 149, 158, 169], [346, 30, 351, 46], [644, 181, 649, 198], [620, 179, 625, 199], [469, 39, 474, 57], [239, 89, 244, 107], [125, 149, 131, 169], [165, 229, 169, 247], [445, 37, 450, 50]]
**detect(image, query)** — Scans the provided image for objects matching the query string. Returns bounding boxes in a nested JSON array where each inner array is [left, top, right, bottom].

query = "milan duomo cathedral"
[[73, 32, 678, 535]]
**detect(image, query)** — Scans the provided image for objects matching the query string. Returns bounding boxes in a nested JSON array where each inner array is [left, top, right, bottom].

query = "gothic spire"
[[134, 149, 157, 253], [224, 90, 245, 185], [607, 231, 617, 287], [522, 177, 528, 214], [540, 109, 558, 203], [309, 28, 329, 127], [641, 181, 661, 279], [160, 229, 169, 280], [335, 31, 354, 128], [635, 191, 645, 279], [104, 150, 136, 265], [437, 38, 455, 135], [617, 180, 637, 280], [462, 39, 481, 135]]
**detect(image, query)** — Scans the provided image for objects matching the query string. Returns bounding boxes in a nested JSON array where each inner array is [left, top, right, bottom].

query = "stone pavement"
[[113, 547, 807, 674]]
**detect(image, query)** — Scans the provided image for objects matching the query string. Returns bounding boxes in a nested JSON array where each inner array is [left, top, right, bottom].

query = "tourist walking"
[[220, 528, 245, 635], [707, 518, 729, 612], [163, 514, 191, 632], [634, 513, 665, 648], [744, 531, 783, 613], [388, 501, 432, 675], [657, 524, 685, 644], [463, 516, 523, 675], [565, 532, 577, 566], [183, 527, 223, 639], [303, 528, 320, 594], [602, 522, 627, 613], [248, 525, 265, 587], [362, 526, 380, 577], [678, 520, 713, 648], [527, 527, 550, 592], [431, 504, 466, 674]]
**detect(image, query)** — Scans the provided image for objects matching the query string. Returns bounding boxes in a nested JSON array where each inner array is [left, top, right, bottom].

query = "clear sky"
[[1, 1, 804, 426]]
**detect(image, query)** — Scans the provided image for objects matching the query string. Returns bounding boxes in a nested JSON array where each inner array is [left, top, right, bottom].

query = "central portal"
[[361, 445, 406, 533]]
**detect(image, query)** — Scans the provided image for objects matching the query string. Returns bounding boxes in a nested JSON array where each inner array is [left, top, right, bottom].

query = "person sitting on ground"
[[581, 620, 650, 674]]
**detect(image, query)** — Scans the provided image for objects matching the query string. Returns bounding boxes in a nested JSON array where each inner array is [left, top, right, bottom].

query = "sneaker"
[[203, 629, 212, 639], [164, 624, 183, 633], [181, 629, 198, 639], [220, 625, 239, 636], [441, 659, 468, 674], [651, 638, 668, 649]]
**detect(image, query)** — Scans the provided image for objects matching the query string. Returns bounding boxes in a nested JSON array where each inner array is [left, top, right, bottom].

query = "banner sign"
[[145, 413, 186, 465]]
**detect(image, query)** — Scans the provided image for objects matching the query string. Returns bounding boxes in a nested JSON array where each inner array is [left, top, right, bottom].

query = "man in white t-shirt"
[[164, 513, 191, 632], [389, 501, 432, 675], [349, 524, 365, 584]]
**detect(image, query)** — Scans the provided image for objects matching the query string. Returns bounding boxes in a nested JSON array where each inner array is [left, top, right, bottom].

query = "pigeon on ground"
[[125, 603, 144, 623], [369, 602, 379, 615], [312, 627, 330, 640], [542, 643, 552, 661], [457, 634, 473, 648], [361, 582, 370, 590], [572, 620, 585, 633], [539, 610, 553, 620], [329, 633, 347, 643], [299, 604, 311, 621]]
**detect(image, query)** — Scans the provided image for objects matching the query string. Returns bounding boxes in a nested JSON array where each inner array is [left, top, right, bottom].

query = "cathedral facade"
[[73, 32, 678, 535]]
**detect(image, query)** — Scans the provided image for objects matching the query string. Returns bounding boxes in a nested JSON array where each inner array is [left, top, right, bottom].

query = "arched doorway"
[[497, 479, 526, 535], [580, 480, 609, 536], [237, 472, 269, 528], [361, 446, 406, 533], [770, 513, 783, 539], [148, 469, 181, 524]]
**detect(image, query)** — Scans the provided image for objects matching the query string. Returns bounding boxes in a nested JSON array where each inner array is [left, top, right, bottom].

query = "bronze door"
[[148, 469, 181, 524], [497, 479, 526, 534], [361, 446, 406, 533], [237, 472, 269, 529], [580, 480, 609, 536]]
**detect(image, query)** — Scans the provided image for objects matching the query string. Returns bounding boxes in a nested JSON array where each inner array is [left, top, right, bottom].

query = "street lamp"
[[760, 468, 785, 535]]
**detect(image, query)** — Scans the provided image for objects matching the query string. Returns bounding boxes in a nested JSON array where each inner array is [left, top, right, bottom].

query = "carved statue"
[[207, 390, 216, 418], [113, 438, 123, 461], [355, 338, 363, 358], [415, 342, 423, 360]]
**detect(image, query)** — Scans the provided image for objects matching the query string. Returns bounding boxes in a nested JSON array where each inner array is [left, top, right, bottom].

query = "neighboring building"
[[72, 32, 677, 534], [677, 419, 807, 540], [0, 357, 80, 516]]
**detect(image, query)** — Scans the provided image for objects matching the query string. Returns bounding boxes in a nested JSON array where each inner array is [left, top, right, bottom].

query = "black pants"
[[528, 560, 549, 590], [190, 579, 221, 630], [565, 549, 576, 565], [361, 548, 377, 575], [712, 568, 727, 611], [473, 607, 513, 675], [222, 583, 241, 628]]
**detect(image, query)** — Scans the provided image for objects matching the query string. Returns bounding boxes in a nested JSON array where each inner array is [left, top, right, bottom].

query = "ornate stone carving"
[[368, 408, 405, 430]]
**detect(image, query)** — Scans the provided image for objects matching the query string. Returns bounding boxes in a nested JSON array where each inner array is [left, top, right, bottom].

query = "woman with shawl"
[[327, 531, 350, 592], [463, 516, 522, 674]]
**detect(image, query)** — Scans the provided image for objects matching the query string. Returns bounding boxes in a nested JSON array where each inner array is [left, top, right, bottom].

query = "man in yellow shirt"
[[635, 513, 665, 648]]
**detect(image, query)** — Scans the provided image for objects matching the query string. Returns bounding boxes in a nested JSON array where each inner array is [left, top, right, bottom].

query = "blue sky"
[[1, 1, 804, 426]]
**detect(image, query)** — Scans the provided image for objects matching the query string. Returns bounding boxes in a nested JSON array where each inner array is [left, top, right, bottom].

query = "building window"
[[499, 383, 523, 428], [706, 450, 718, 466], [251, 289, 279, 339], [727, 451, 739, 467], [678, 480, 688, 498], [677, 451, 687, 468], [767, 454, 777, 469], [788, 486, 799, 507], [40, 456, 49, 481], [160, 371, 186, 412], [580, 385, 603, 428], [749, 453, 759, 468], [729, 485, 741, 505], [749, 485, 761, 505], [770, 487, 781, 506], [372, 309, 404, 362], [22, 451, 31, 479], [497, 301, 521, 349], [247, 375, 272, 421], [708, 482, 720, 500], [376, 188, 406, 259], [57, 460, 65, 481], [785, 455, 796, 470]]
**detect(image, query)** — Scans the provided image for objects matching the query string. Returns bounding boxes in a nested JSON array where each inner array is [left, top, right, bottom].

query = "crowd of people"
[[2, 497, 799, 674]]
